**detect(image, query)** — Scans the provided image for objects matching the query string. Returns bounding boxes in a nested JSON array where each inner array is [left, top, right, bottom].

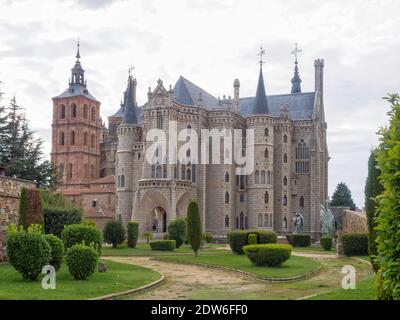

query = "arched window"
[[283, 134, 288, 143], [264, 147, 269, 159], [138, 152, 141, 159], [90, 165, 94, 178], [156, 111, 163, 129], [284, 154, 288, 163], [300, 196, 305, 207], [239, 212, 245, 230], [264, 214, 269, 228], [225, 172, 230, 182], [59, 132, 65, 145], [236, 216, 239, 229], [91, 107, 96, 121], [163, 164, 167, 178], [283, 176, 288, 186], [192, 164, 196, 182], [187, 125, 191, 134], [68, 163, 73, 178], [261, 170, 266, 184], [186, 148, 191, 158], [225, 215, 230, 228], [225, 191, 229, 204], [255, 170, 260, 184], [70, 104, 77, 118], [70, 131, 76, 145], [258, 213, 263, 227], [151, 165, 156, 178], [60, 105, 66, 119], [267, 171, 271, 184], [240, 194, 245, 202], [120, 175, 125, 187], [283, 194, 288, 206], [295, 140, 310, 174], [264, 191, 269, 204], [264, 127, 269, 137], [186, 168, 191, 181], [84, 132, 88, 146], [156, 165, 162, 178], [283, 216, 288, 229], [173, 166, 177, 179], [83, 105, 88, 119], [181, 164, 185, 180], [91, 134, 95, 148]]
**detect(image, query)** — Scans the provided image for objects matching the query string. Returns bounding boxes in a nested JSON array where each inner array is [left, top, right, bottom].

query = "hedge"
[[149, 240, 176, 251], [66, 243, 98, 280], [62, 224, 103, 255], [341, 233, 368, 256], [248, 233, 257, 245], [43, 206, 83, 237], [286, 234, 311, 247], [44, 234, 64, 271], [228, 230, 278, 254], [127, 222, 139, 248], [320, 236, 333, 251], [243, 244, 292, 267]]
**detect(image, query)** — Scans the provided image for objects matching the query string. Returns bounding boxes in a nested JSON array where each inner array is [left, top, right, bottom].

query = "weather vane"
[[128, 66, 135, 77], [258, 46, 266, 68], [291, 42, 302, 62]]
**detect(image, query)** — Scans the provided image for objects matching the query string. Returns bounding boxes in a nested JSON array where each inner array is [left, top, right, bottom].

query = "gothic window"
[[300, 196, 305, 207], [283, 176, 288, 186], [255, 170, 260, 184], [186, 149, 191, 158], [264, 191, 269, 204], [91, 134, 95, 148], [84, 105, 88, 119], [181, 164, 185, 180], [264, 127, 269, 137], [269, 214, 273, 228], [90, 165, 95, 178], [240, 194, 245, 202], [267, 170, 271, 184], [138, 152, 141, 159], [173, 166, 177, 179], [239, 212, 245, 230], [192, 164, 196, 182], [59, 132, 65, 145], [120, 175, 125, 187], [91, 107, 96, 121], [283, 134, 288, 143], [71, 104, 77, 118], [284, 153, 288, 163], [187, 125, 191, 135], [283, 216, 288, 229], [225, 172, 230, 182], [163, 164, 167, 178], [151, 165, 156, 178], [261, 170, 266, 184], [70, 131, 76, 145], [60, 105, 66, 119], [264, 214, 269, 228], [258, 213, 263, 227], [295, 140, 310, 174], [68, 163, 73, 178], [156, 165, 162, 178], [92, 200, 97, 208], [225, 191, 229, 204], [186, 168, 191, 181], [283, 194, 288, 206], [225, 215, 229, 228], [236, 216, 239, 229], [157, 111, 163, 129], [264, 147, 269, 159], [84, 132, 88, 146]]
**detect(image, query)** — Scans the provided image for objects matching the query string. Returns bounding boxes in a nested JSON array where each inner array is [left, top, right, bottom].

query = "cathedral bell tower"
[[51, 41, 102, 189]]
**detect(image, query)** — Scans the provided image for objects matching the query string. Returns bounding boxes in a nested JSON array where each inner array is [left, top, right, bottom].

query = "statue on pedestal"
[[293, 212, 304, 234]]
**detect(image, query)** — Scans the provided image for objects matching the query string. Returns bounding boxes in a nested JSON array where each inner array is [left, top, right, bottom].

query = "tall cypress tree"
[[186, 200, 202, 256], [330, 182, 356, 210], [365, 149, 383, 272]]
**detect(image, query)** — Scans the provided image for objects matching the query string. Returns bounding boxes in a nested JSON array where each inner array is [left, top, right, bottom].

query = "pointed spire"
[[76, 38, 81, 61], [122, 72, 138, 124], [70, 39, 85, 87], [252, 46, 269, 114], [291, 42, 302, 94]]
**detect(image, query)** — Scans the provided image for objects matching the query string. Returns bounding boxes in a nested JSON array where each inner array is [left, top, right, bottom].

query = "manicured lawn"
[[102, 242, 227, 256], [154, 252, 320, 279], [292, 246, 335, 254], [0, 260, 161, 300]]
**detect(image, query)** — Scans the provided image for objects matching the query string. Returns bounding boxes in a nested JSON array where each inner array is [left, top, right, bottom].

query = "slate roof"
[[54, 83, 99, 102], [252, 68, 269, 114]]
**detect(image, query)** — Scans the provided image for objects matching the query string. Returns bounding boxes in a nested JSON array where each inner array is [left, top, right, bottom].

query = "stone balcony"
[[138, 178, 192, 190]]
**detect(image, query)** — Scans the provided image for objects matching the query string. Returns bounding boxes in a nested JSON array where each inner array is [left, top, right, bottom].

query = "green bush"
[[286, 234, 311, 247], [127, 222, 139, 248], [168, 218, 186, 248], [143, 231, 153, 243], [203, 232, 213, 243], [247, 233, 257, 245], [62, 224, 102, 255], [243, 244, 292, 267], [320, 236, 333, 251], [44, 234, 64, 271], [103, 220, 126, 248], [6, 224, 51, 280], [149, 240, 176, 251], [43, 206, 83, 237], [341, 233, 368, 256], [228, 230, 278, 254], [65, 243, 98, 280], [187, 200, 202, 255]]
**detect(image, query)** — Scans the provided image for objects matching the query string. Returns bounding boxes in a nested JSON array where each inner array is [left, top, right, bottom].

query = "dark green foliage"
[[62, 224, 102, 255], [167, 218, 186, 248], [149, 240, 176, 251], [5, 224, 51, 280], [143, 231, 153, 243], [65, 243, 98, 280], [320, 236, 333, 251], [331, 182, 356, 210], [18, 188, 43, 229], [228, 230, 278, 254], [203, 232, 213, 243], [127, 222, 139, 248], [365, 149, 384, 272], [186, 200, 202, 255], [103, 220, 126, 248], [43, 206, 83, 237], [44, 234, 64, 271], [247, 233, 257, 245], [286, 234, 311, 247], [243, 244, 292, 267], [341, 233, 368, 256], [375, 94, 400, 299]]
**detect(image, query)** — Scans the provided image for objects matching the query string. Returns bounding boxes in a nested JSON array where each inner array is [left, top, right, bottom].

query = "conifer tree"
[[186, 200, 202, 256], [330, 182, 356, 210]]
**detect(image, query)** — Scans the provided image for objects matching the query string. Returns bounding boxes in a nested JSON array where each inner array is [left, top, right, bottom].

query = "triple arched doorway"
[[151, 206, 167, 233]]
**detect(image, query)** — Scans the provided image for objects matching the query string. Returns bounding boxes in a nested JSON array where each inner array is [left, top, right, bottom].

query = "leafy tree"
[[330, 182, 356, 210], [103, 220, 126, 248], [375, 94, 400, 300], [364, 149, 383, 272], [186, 200, 202, 256], [0, 96, 57, 188], [167, 218, 186, 248]]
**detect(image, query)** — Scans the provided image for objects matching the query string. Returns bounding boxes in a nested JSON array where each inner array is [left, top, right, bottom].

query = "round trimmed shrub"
[[149, 240, 176, 251], [243, 244, 292, 267], [228, 230, 278, 254], [341, 233, 368, 256], [44, 234, 64, 271], [66, 243, 98, 280], [62, 223, 103, 255], [103, 220, 126, 248], [286, 234, 311, 247], [6, 225, 51, 280], [203, 232, 213, 243], [247, 233, 257, 245], [168, 218, 186, 248], [320, 236, 333, 251], [127, 221, 139, 248]]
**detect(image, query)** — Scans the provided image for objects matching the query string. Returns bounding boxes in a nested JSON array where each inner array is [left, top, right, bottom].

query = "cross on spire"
[[76, 37, 81, 61], [128, 66, 135, 78], [258, 46, 266, 68], [291, 42, 302, 63]]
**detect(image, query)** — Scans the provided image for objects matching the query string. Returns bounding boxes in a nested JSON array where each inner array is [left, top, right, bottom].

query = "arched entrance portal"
[[152, 207, 167, 233]]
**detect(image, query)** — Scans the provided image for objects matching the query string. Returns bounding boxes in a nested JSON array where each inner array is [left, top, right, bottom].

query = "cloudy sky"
[[0, 0, 399, 207]]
